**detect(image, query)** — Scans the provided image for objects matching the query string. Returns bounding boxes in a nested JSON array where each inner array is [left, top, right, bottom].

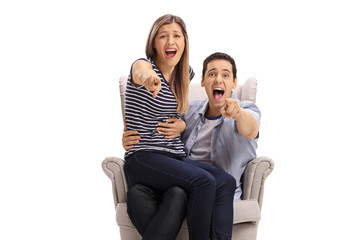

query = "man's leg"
[[143, 186, 188, 240], [127, 184, 162, 236], [184, 158, 236, 240], [127, 184, 188, 240], [209, 171, 236, 240]]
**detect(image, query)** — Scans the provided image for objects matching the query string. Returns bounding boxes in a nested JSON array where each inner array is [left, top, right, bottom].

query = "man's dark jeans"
[[127, 184, 187, 240]]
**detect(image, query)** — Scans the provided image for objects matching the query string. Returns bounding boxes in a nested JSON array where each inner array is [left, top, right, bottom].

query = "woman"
[[124, 14, 235, 240]]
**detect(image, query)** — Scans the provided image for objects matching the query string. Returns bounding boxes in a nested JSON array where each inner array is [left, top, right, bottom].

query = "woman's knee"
[[198, 172, 217, 190], [218, 172, 236, 192]]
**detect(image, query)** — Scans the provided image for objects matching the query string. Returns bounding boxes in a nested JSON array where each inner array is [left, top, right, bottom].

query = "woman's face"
[[153, 22, 185, 69]]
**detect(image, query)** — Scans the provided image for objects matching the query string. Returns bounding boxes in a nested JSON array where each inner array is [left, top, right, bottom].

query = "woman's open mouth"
[[213, 88, 224, 101], [165, 49, 177, 58]]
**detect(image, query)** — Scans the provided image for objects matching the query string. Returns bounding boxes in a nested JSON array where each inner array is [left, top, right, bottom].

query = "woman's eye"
[[160, 35, 166, 39]]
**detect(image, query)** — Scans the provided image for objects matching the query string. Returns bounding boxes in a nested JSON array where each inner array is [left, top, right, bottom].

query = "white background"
[[1, 0, 359, 239]]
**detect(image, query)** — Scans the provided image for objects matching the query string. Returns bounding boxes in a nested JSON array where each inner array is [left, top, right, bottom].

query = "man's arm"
[[220, 98, 259, 139], [122, 119, 140, 150], [122, 130, 141, 150]]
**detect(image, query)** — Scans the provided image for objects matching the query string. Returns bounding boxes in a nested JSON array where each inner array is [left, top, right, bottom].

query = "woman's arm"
[[157, 118, 186, 139], [132, 60, 162, 98]]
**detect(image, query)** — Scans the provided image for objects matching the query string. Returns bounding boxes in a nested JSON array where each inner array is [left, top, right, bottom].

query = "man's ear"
[[232, 77, 238, 89], [201, 76, 205, 87]]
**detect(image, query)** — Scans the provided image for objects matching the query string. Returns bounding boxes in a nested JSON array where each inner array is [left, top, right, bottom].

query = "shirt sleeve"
[[189, 65, 195, 81], [240, 100, 261, 131]]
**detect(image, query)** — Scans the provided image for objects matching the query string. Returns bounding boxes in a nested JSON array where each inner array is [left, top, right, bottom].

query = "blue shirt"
[[182, 94, 261, 200]]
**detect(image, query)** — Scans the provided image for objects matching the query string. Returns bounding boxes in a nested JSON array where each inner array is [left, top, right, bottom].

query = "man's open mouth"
[[213, 88, 224, 100], [165, 49, 177, 58]]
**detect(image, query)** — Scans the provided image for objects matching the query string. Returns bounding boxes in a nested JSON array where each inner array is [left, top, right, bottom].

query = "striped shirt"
[[124, 57, 194, 158]]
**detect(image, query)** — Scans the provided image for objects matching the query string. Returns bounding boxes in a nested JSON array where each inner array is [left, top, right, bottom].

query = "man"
[[123, 52, 260, 240]]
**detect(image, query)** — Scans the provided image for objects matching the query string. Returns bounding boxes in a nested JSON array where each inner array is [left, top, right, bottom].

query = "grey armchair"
[[102, 76, 274, 240]]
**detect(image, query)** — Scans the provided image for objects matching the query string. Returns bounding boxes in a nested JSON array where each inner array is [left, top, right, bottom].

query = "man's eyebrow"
[[207, 68, 231, 73]]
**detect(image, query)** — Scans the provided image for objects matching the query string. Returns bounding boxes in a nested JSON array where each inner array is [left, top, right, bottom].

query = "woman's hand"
[[157, 118, 186, 139], [141, 69, 161, 98], [132, 60, 161, 98]]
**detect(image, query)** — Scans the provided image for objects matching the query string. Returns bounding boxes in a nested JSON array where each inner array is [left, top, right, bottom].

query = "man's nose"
[[215, 74, 222, 83]]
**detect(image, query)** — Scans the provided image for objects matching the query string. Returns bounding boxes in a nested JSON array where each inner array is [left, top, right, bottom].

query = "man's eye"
[[209, 73, 215, 77], [223, 74, 229, 78]]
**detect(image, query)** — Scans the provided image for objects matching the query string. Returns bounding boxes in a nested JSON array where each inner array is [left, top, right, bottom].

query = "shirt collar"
[[197, 98, 209, 118], [205, 114, 222, 120]]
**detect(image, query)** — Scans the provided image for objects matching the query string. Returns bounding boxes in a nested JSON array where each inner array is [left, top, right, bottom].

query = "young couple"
[[123, 14, 260, 240]]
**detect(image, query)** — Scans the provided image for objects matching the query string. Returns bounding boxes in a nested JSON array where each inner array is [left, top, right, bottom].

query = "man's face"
[[201, 59, 237, 115]]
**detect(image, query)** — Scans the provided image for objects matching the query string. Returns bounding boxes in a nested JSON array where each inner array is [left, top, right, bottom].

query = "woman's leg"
[[124, 151, 215, 240], [127, 184, 188, 240], [183, 158, 236, 240]]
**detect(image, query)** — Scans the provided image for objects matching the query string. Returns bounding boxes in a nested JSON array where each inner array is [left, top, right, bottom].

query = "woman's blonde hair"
[[145, 14, 189, 113]]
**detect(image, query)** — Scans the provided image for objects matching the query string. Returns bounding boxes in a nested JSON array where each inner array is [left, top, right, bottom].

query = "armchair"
[[102, 76, 274, 240]]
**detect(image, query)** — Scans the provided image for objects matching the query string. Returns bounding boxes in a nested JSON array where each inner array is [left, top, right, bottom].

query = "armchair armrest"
[[241, 156, 274, 209], [102, 157, 128, 207]]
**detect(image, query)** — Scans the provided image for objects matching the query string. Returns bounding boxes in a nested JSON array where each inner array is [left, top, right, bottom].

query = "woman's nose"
[[167, 36, 175, 45]]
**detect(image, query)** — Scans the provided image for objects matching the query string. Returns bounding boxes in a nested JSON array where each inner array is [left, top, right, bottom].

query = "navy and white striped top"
[[124, 57, 194, 158]]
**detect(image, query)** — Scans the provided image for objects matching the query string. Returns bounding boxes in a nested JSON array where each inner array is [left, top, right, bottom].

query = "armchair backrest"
[[119, 75, 258, 119]]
